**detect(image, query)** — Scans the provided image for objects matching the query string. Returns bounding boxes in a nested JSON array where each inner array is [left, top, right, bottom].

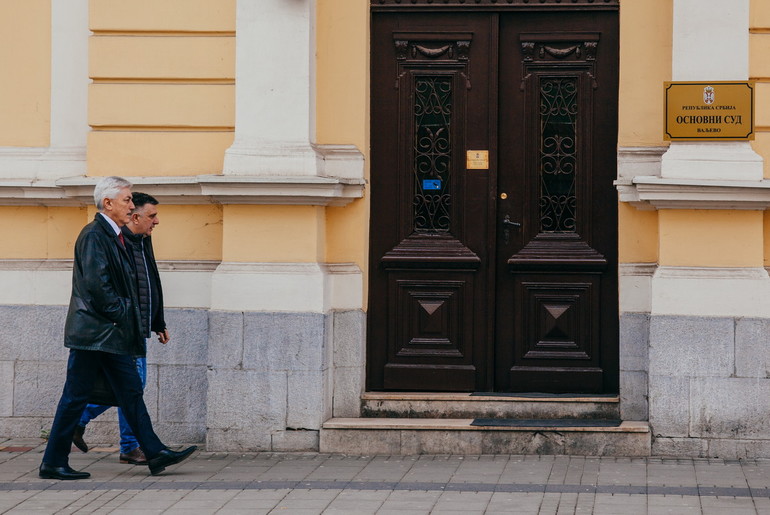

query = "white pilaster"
[[661, 0, 762, 181], [224, 0, 317, 176], [0, 0, 88, 179]]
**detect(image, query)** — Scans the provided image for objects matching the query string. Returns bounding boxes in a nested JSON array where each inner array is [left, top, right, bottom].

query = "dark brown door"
[[368, 5, 618, 393]]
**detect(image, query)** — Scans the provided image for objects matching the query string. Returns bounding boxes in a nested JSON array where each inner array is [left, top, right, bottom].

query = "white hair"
[[93, 176, 132, 210]]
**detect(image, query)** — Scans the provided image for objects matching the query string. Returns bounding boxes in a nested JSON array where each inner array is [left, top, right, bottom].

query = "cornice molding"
[[615, 175, 770, 211], [0, 174, 365, 207]]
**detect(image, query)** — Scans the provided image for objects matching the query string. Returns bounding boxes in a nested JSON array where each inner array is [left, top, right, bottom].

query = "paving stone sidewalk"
[[2, 438, 770, 514]]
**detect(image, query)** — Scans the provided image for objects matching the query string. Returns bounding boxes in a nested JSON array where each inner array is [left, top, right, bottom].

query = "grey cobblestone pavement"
[[2, 438, 770, 513]]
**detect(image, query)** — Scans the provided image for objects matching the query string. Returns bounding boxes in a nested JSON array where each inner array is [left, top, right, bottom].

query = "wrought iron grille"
[[539, 77, 577, 233], [413, 76, 452, 233]]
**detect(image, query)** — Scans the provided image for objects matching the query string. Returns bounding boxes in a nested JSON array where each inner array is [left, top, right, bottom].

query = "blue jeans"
[[78, 356, 147, 454]]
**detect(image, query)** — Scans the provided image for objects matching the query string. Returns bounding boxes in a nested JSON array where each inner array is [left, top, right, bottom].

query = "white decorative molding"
[[660, 142, 763, 182], [0, 172, 365, 207], [0, 259, 362, 312], [651, 266, 770, 317], [210, 262, 363, 313], [615, 175, 770, 210], [617, 146, 667, 182], [619, 263, 656, 314]]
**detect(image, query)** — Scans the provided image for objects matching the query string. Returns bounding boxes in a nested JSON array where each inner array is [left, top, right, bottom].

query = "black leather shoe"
[[147, 446, 197, 476], [39, 463, 90, 480], [72, 425, 88, 453]]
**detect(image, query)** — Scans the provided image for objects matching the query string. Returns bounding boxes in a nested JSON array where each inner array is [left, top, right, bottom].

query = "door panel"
[[368, 7, 618, 393], [495, 12, 619, 393], [369, 14, 496, 391]]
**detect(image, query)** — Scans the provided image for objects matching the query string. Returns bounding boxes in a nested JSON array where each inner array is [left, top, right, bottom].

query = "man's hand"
[[156, 329, 170, 344]]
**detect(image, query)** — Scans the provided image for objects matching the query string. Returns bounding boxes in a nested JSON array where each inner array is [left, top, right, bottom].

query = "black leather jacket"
[[64, 214, 144, 356]]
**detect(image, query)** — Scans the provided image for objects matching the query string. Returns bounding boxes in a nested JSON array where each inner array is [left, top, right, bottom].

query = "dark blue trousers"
[[42, 349, 165, 467]]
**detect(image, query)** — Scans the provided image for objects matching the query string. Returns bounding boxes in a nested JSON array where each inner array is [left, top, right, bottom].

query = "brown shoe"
[[119, 447, 147, 465], [72, 425, 88, 453]]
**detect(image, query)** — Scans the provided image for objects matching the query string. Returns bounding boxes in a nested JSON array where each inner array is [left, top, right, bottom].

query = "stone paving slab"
[[2, 438, 770, 513]]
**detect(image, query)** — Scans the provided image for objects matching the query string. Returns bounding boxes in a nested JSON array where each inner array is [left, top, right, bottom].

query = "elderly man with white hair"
[[39, 176, 195, 480]]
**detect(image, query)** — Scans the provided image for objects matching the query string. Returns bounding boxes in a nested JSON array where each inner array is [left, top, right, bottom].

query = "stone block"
[[242, 312, 326, 372], [206, 368, 287, 432], [143, 363, 159, 420], [707, 438, 770, 459], [207, 310, 244, 369], [0, 417, 49, 439], [649, 316, 733, 378], [152, 422, 206, 446], [652, 437, 707, 457], [319, 429, 402, 455], [332, 310, 366, 368], [286, 370, 329, 430], [648, 375, 690, 438], [207, 427, 271, 451], [271, 429, 319, 451], [689, 377, 770, 439], [0, 305, 68, 361], [620, 370, 648, 421], [158, 365, 207, 424], [152, 308, 208, 366], [13, 362, 66, 417], [735, 317, 770, 378], [333, 366, 364, 418], [0, 361, 13, 416], [619, 313, 649, 372]]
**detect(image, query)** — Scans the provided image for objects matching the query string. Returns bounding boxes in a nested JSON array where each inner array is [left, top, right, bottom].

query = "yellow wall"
[[317, 0, 370, 270], [618, 203, 658, 264], [659, 210, 764, 268], [88, 0, 235, 177], [0, 0, 51, 146], [221, 205, 326, 263], [151, 205, 223, 261], [751, 1, 770, 178], [0, 207, 87, 259], [618, 0, 672, 147]]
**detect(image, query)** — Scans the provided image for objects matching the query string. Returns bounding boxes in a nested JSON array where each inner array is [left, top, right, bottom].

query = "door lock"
[[502, 214, 521, 245]]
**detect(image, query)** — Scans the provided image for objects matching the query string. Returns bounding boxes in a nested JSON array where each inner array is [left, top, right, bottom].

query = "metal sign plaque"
[[664, 81, 754, 141], [466, 150, 489, 170]]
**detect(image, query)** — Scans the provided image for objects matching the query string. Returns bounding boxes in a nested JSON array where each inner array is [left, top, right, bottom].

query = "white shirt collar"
[[99, 212, 121, 236]]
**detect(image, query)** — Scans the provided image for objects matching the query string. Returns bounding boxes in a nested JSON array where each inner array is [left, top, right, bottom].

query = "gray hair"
[[93, 176, 132, 210]]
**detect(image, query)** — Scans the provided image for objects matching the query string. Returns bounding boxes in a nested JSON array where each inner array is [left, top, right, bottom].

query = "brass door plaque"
[[664, 81, 754, 141], [466, 150, 489, 169]]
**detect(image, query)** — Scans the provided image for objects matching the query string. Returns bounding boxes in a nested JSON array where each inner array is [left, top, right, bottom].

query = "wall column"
[[661, 0, 762, 180]]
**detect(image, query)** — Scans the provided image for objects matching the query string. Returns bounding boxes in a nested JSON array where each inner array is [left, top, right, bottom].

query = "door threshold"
[[362, 391, 619, 403]]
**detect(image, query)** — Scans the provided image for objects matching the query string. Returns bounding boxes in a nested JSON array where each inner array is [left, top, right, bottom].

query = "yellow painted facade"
[[659, 210, 764, 267], [0, 1, 50, 146], [0, 0, 768, 272]]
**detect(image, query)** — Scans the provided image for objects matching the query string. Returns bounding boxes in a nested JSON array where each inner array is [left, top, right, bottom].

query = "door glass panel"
[[539, 76, 577, 233], [414, 75, 452, 233]]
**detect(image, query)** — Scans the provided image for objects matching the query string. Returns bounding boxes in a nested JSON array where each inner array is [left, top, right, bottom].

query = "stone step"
[[361, 392, 621, 420], [320, 418, 651, 456]]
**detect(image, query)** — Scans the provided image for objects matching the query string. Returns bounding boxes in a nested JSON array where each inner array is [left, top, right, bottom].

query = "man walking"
[[73, 193, 169, 466], [39, 176, 195, 480]]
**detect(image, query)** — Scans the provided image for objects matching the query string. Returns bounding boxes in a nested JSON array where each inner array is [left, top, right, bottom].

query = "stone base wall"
[[0, 305, 365, 451], [649, 315, 770, 458]]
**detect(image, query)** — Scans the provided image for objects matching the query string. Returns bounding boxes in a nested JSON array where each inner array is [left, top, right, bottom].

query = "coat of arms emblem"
[[703, 85, 715, 105]]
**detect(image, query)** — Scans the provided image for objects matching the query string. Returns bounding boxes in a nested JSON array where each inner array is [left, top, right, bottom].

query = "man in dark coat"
[[39, 176, 195, 480], [73, 192, 169, 466]]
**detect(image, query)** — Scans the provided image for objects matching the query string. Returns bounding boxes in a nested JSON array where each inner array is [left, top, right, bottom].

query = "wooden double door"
[[368, 4, 619, 393]]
